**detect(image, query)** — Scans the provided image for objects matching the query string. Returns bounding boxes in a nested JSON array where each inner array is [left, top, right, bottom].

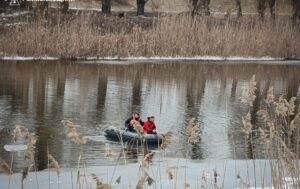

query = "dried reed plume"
[[0, 158, 12, 175], [48, 153, 60, 175], [104, 143, 114, 157], [241, 112, 253, 136], [92, 174, 112, 189], [136, 171, 155, 189], [265, 86, 274, 104], [143, 152, 155, 162], [243, 79, 300, 188], [241, 75, 257, 107], [132, 122, 144, 135], [12, 125, 28, 143], [186, 118, 201, 144], [142, 152, 155, 168], [160, 131, 172, 150], [24, 133, 36, 162], [290, 106, 300, 134], [62, 120, 86, 145]]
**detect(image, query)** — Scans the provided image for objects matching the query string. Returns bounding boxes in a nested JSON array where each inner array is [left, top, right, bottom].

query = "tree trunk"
[[268, 0, 275, 20], [257, 0, 266, 20], [292, 0, 300, 22], [102, 0, 111, 14], [137, 0, 145, 16], [20, 0, 33, 9], [61, 0, 69, 13], [191, 0, 199, 17], [236, 0, 242, 18], [204, 0, 210, 16], [191, 0, 210, 16], [36, 1, 48, 18]]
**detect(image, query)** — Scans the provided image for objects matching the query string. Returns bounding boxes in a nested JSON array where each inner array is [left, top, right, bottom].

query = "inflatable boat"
[[104, 126, 163, 145]]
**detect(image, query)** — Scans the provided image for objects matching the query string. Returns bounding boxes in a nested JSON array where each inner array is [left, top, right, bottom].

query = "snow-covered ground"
[[1, 55, 300, 65], [0, 158, 282, 189]]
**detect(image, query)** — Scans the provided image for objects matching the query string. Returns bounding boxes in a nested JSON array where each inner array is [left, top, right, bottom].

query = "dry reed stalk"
[[142, 152, 155, 168], [48, 153, 60, 175], [0, 158, 12, 175], [136, 169, 154, 189], [24, 133, 37, 162], [104, 143, 114, 157], [166, 168, 174, 180], [22, 164, 33, 181], [61, 120, 86, 145]]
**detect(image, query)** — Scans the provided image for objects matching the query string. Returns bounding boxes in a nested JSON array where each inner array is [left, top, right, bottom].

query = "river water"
[[0, 60, 300, 172]]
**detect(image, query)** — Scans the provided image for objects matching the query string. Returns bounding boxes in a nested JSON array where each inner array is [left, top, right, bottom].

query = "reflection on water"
[[0, 60, 299, 171]]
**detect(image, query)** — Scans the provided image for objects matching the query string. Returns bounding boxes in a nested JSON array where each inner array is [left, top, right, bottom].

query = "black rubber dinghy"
[[104, 126, 163, 145]]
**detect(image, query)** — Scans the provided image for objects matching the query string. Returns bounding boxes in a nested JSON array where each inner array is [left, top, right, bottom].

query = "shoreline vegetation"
[[0, 9, 300, 59]]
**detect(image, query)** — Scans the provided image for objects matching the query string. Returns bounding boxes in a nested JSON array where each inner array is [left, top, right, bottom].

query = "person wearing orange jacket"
[[143, 116, 157, 134]]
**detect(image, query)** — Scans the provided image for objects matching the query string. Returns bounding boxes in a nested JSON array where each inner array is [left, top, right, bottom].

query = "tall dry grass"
[[0, 13, 299, 58], [241, 75, 300, 188]]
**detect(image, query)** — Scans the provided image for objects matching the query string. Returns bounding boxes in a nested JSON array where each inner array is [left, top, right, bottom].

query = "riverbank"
[[0, 10, 299, 59]]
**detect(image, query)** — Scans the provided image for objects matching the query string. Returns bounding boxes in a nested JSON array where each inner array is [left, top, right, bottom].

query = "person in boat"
[[125, 113, 144, 132], [143, 116, 157, 134]]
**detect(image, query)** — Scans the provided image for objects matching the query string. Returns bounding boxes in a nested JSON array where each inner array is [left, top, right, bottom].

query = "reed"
[[12, 125, 28, 143], [0, 14, 299, 58], [62, 120, 87, 145], [92, 174, 112, 189], [241, 75, 300, 188]]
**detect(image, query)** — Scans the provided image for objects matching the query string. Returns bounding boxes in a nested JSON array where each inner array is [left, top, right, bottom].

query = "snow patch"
[[4, 144, 27, 152], [0, 56, 59, 61]]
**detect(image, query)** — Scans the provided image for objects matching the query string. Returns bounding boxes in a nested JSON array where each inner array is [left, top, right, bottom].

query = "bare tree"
[[292, 0, 300, 21], [190, 0, 210, 17], [236, 0, 242, 18], [61, 0, 69, 13], [137, 0, 146, 16], [257, 0, 276, 20], [0, 0, 9, 10], [36, 1, 49, 17], [102, 0, 111, 14]]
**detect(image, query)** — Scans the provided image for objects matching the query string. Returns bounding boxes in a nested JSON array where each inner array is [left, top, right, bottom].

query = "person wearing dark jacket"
[[143, 116, 156, 134], [125, 113, 144, 132]]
